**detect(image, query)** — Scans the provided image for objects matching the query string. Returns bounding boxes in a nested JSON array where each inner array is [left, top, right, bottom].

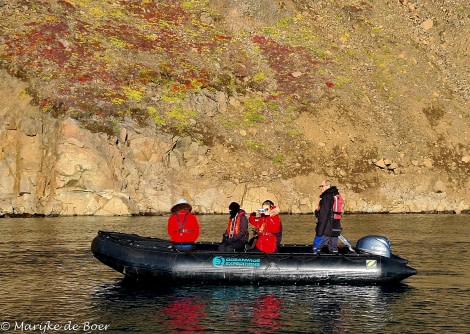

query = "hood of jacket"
[[320, 186, 339, 198], [267, 206, 280, 216]]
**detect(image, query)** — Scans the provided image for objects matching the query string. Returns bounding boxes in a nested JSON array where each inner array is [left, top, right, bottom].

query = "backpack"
[[332, 194, 344, 220]]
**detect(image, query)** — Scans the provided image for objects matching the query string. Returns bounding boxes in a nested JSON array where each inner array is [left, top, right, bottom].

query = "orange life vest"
[[226, 211, 245, 238]]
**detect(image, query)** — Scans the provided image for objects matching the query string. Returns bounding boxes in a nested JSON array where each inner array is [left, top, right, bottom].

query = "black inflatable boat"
[[91, 231, 417, 285]]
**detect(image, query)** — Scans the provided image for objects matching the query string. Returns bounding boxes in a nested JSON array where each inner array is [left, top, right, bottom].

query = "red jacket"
[[167, 209, 200, 243], [249, 206, 281, 253]]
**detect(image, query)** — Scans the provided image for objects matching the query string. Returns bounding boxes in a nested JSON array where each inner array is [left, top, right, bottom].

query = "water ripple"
[[1, 215, 469, 333]]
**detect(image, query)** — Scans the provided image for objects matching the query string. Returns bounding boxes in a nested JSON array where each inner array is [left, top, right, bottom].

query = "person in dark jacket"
[[313, 180, 342, 254], [218, 202, 249, 252]]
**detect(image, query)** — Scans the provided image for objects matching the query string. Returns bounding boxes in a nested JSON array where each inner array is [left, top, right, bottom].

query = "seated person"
[[167, 199, 200, 252], [247, 200, 282, 253], [218, 202, 249, 252]]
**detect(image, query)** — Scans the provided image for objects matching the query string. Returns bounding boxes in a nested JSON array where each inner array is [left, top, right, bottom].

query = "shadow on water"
[[90, 278, 415, 333]]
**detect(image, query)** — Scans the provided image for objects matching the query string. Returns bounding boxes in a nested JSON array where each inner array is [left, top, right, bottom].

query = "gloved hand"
[[314, 209, 319, 218]]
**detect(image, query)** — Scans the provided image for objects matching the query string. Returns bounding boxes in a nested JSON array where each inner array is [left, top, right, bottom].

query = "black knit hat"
[[262, 199, 274, 207], [229, 202, 240, 211]]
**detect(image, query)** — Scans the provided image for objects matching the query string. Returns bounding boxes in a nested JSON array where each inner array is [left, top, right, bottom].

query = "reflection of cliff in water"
[[90, 279, 414, 333]]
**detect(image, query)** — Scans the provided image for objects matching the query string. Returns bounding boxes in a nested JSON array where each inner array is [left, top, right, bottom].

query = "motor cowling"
[[355, 235, 391, 258]]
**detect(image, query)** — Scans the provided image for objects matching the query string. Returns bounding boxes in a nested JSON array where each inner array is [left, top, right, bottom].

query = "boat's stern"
[[380, 256, 417, 283], [354, 235, 417, 283]]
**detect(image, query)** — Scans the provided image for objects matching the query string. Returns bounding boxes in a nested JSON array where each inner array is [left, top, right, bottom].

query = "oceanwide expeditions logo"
[[212, 256, 261, 268]]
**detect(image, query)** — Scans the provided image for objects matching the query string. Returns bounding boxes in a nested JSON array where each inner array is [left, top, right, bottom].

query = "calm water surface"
[[0, 214, 469, 333]]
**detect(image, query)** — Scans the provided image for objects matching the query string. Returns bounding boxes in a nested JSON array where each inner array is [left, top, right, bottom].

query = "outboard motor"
[[355, 235, 391, 258]]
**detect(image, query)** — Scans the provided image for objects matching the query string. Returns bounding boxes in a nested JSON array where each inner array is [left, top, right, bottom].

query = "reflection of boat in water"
[[91, 231, 417, 285], [90, 280, 414, 333]]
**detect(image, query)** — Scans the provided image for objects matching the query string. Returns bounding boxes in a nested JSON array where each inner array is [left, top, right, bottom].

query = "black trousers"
[[218, 239, 247, 252]]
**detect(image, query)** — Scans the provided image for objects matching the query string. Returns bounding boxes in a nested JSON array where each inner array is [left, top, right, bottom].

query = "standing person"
[[218, 202, 249, 252], [248, 200, 282, 253], [313, 180, 343, 254], [167, 199, 200, 252]]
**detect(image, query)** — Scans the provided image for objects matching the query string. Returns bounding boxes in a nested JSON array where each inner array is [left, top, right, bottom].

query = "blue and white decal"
[[212, 256, 261, 268], [212, 256, 226, 268]]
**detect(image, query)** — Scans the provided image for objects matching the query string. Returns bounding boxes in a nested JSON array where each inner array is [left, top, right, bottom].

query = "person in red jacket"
[[218, 202, 249, 252], [247, 200, 282, 253], [167, 199, 200, 252]]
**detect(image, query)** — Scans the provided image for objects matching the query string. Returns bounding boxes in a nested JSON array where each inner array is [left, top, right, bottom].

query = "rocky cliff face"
[[1, 0, 470, 216], [1, 71, 468, 216]]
